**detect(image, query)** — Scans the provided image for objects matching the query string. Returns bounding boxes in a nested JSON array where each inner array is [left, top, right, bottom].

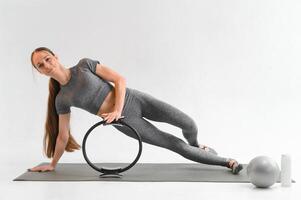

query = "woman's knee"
[[166, 137, 189, 154], [183, 117, 198, 134]]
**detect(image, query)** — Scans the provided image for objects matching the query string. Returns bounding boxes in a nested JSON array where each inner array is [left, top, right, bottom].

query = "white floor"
[[1, 133, 300, 200], [4, 182, 298, 200], [2, 162, 299, 200], [2, 121, 300, 200]]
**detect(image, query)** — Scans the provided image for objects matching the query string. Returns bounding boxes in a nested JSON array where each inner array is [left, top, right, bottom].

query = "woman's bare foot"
[[199, 144, 210, 152], [198, 144, 218, 155], [226, 159, 243, 174]]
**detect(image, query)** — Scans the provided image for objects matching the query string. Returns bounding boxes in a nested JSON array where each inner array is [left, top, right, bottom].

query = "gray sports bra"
[[55, 58, 114, 115]]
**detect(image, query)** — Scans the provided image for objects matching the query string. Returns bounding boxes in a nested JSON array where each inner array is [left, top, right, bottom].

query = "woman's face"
[[32, 51, 60, 76]]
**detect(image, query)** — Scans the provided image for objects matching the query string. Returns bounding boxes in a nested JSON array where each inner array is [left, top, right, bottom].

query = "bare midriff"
[[96, 89, 116, 117]]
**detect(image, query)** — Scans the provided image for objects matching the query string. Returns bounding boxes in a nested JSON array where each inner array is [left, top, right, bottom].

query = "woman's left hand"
[[100, 110, 123, 124], [28, 164, 55, 172]]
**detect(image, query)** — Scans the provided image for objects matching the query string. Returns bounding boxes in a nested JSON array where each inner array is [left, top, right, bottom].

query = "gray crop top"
[[55, 58, 114, 115]]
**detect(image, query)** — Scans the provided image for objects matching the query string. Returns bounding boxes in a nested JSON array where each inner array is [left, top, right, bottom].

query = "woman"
[[28, 47, 243, 174]]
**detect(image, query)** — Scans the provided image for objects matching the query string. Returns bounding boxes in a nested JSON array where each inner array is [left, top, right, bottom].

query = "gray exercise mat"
[[13, 162, 293, 182]]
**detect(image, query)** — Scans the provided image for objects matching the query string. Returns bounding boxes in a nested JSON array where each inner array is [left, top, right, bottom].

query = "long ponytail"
[[31, 47, 81, 158]]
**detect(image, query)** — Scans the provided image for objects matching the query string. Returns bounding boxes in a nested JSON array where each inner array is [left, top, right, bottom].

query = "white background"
[[1, 0, 300, 199]]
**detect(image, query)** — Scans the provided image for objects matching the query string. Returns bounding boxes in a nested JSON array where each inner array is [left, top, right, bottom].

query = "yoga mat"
[[13, 162, 295, 182]]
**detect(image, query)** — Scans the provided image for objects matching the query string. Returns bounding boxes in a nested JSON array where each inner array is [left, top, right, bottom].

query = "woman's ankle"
[[226, 158, 237, 169], [190, 142, 200, 148]]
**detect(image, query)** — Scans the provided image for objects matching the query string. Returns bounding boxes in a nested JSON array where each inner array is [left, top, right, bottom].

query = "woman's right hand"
[[28, 164, 55, 172]]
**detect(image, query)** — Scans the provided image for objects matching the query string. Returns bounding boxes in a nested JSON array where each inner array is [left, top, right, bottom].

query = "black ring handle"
[[82, 117, 142, 175]]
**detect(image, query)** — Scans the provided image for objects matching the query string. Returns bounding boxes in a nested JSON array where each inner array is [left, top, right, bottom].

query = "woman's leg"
[[113, 116, 228, 166], [112, 88, 241, 171], [131, 89, 200, 147]]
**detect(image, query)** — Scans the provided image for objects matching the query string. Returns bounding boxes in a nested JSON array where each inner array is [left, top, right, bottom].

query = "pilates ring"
[[82, 116, 142, 177]]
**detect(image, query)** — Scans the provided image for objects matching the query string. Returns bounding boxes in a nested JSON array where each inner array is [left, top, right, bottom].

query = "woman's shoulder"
[[55, 90, 64, 101], [55, 91, 71, 114], [77, 57, 97, 65], [76, 57, 100, 72], [55, 90, 70, 108], [78, 57, 90, 63]]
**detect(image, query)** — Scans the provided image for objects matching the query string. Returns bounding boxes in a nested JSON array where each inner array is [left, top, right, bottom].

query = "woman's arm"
[[29, 114, 70, 172], [28, 138, 68, 172], [95, 63, 126, 123], [50, 113, 71, 167], [113, 78, 126, 114], [50, 137, 69, 167]]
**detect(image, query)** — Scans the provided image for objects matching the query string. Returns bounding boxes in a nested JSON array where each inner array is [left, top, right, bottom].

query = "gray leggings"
[[113, 87, 229, 167]]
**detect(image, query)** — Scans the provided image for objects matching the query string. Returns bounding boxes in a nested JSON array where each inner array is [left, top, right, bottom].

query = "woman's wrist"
[[50, 161, 57, 168]]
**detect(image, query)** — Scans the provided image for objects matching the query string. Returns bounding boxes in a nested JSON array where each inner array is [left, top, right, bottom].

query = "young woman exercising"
[[28, 47, 243, 174]]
